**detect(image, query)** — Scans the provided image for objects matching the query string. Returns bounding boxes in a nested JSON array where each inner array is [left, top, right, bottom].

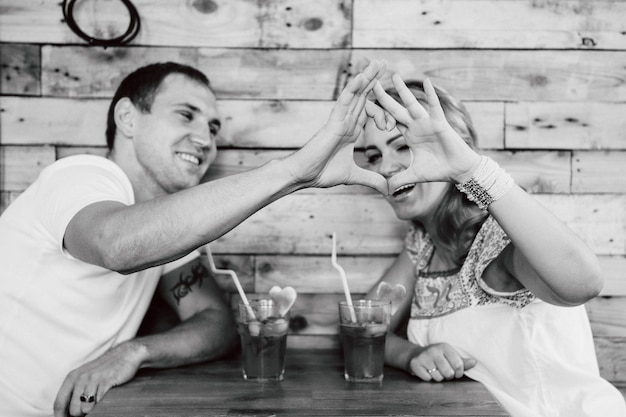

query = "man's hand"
[[53, 342, 145, 417], [286, 60, 390, 195]]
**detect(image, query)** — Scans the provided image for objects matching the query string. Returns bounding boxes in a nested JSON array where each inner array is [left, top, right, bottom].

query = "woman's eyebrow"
[[386, 134, 403, 145], [364, 134, 403, 152]]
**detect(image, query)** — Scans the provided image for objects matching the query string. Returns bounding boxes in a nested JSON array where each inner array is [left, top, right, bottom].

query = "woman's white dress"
[[405, 217, 626, 417]]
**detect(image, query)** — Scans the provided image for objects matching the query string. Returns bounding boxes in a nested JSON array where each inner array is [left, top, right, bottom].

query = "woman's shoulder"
[[460, 216, 536, 308], [466, 216, 510, 261], [476, 215, 505, 240]]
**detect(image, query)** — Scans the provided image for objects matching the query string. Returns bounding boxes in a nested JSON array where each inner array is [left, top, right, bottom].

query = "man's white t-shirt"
[[0, 155, 197, 417]]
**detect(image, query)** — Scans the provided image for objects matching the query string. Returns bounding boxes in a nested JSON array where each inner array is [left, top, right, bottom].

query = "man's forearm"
[[68, 158, 301, 274], [128, 308, 239, 370]]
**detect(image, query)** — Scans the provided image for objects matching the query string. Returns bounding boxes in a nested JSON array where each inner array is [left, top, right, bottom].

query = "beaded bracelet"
[[455, 156, 514, 210]]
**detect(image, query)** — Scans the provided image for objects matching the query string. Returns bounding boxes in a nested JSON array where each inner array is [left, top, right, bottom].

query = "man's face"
[[131, 73, 220, 196]]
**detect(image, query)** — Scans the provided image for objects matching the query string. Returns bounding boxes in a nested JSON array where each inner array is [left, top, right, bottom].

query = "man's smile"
[[176, 152, 202, 166]]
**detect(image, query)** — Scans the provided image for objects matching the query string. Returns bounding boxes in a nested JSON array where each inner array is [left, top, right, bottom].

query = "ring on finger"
[[80, 394, 95, 403], [426, 367, 437, 374]]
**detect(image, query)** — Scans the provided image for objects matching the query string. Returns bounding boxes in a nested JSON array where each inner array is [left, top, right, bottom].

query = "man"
[[0, 60, 389, 417]]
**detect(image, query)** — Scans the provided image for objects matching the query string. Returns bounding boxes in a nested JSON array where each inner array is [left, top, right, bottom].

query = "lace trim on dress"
[[406, 217, 535, 319]]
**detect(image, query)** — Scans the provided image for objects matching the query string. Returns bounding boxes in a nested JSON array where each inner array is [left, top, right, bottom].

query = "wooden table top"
[[88, 349, 508, 416]]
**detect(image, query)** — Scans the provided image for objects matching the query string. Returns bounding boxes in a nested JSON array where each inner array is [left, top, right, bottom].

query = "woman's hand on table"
[[53, 341, 144, 416], [407, 342, 477, 382]]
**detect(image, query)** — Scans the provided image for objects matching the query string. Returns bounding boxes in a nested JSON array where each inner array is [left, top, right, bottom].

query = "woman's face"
[[362, 119, 450, 221]]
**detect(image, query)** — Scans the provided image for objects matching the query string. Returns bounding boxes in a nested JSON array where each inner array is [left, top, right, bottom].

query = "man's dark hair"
[[105, 62, 212, 150]]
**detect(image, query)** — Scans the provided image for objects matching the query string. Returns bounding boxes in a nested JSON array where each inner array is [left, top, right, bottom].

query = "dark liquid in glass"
[[238, 318, 288, 381], [340, 323, 387, 382]]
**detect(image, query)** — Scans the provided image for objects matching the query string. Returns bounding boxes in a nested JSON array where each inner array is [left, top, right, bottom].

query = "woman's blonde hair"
[[380, 80, 488, 267]]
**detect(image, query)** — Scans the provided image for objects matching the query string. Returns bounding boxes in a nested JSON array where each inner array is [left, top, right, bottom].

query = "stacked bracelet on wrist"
[[455, 155, 514, 210]]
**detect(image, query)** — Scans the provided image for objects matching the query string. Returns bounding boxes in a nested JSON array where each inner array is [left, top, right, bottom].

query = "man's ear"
[[114, 98, 136, 138]]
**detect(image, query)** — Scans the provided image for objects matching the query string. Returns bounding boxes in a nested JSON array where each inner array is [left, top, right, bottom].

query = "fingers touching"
[[331, 60, 387, 129], [343, 60, 387, 102], [372, 81, 408, 126], [371, 74, 432, 127], [365, 100, 395, 132], [391, 73, 430, 120], [350, 165, 388, 196]]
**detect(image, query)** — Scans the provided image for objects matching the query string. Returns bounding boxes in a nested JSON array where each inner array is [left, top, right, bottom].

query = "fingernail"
[[386, 120, 394, 130]]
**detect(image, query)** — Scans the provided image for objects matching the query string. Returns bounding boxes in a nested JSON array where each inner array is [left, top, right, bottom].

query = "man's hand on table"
[[53, 341, 145, 417]]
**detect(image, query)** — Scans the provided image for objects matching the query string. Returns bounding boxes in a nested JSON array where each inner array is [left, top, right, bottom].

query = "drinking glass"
[[238, 299, 289, 381], [338, 300, 391, 383]]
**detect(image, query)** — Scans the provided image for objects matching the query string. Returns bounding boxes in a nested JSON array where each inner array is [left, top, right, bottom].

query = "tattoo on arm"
[[169, 263, 207, 305]]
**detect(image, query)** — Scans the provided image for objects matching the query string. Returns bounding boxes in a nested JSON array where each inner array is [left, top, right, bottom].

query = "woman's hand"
[[372, 74, 481, 193], [407, 342, 477, 382]]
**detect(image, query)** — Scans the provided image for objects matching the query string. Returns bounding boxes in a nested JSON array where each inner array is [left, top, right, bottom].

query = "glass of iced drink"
[[338, 300, 391, 383], [238, 299, 290, 382]]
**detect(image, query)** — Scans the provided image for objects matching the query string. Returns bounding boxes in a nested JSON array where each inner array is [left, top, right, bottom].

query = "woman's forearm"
[[489, 184, 602, 304], [385, 332, 423, 372]]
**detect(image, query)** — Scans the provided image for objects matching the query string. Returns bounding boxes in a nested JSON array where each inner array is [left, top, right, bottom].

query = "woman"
[[362, 74, 626, 416]]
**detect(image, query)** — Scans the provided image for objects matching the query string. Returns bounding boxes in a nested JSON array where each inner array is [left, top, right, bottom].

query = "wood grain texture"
[[0, 96, 503, 149], [41, 46, 350, 100], [0, 43, 40, 95], [351, 49, 626, 102], [36, 46, 626, 101], [354, 0, 626, 49], [572, 151, 626, 193], [599, 256, 626, 297], [506, 102, 626, 150], [41, 46, 202, 98], [87, 350, 510, 416], [595, 337, 626, 382], [587, 297, 626, 338], [0, 0, 351, 48], [0, 191, 20, 214], [4, 96, 625, 163], [0, 97, 108, 146], [0, 145, 56, 191]]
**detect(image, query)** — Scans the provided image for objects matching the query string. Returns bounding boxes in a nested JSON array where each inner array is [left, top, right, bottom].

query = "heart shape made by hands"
[[269, 285, 298, 317], [376, 281, 407, 304]]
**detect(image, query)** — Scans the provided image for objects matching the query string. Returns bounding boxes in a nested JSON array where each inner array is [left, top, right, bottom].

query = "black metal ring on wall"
[[62, 0, 141, 47]]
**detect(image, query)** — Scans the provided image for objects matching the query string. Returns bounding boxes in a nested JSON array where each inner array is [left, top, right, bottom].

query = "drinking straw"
[[331, 233, 357, 323], [204, 244, 256, 320]]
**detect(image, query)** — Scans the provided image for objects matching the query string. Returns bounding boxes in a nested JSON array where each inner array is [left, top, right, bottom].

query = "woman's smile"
[[391, 183, 417, 201]]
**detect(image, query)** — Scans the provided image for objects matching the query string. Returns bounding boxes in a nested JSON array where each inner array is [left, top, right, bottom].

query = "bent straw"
[[204, 244, 256, 320], [331, 233, 357, 323]]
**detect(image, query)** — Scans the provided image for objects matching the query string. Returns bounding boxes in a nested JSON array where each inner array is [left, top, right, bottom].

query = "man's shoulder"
[[41, 154, 127, 181], [47, 154, 117, 171], [34, 154, 134, 203]]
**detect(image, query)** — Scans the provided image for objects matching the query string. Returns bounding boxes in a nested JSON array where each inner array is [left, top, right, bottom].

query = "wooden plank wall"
[[1, 0, 625, 383]]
